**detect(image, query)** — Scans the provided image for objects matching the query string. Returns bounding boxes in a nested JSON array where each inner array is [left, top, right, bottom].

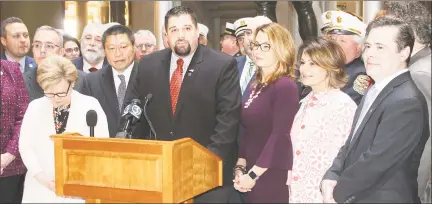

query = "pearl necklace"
[[244, 84, 266, 109]]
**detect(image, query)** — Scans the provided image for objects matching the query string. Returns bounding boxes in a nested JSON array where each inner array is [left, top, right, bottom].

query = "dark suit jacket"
[[235, 55, 255, 100], [323, 71, 429, 203], [125, 45, 241, 185], [23, 68, 88, 101], [83, 63, 138, 137], [72, 57, 109, 71], [1, 51, 37, 73]]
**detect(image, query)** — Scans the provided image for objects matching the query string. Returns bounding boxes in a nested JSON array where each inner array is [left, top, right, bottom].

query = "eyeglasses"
[[65, 47, 79, 53], [32, 42, 59, 52], [44, 83, 71, 98], [135, 43, 154, 50], [250, 42, 271, 52]]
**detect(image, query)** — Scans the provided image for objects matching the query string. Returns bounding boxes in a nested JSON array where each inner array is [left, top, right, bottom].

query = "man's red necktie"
[[170, 59, 184, 115]]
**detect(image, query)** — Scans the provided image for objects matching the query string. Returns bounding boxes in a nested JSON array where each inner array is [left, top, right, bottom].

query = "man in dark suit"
[[84, 25, 137, 138], [72, 23, 109, 73], [321, 17, 429, 203], [23, 25, 86, 101], [0, 17, 36, 73], [124, 6, 241, 203]]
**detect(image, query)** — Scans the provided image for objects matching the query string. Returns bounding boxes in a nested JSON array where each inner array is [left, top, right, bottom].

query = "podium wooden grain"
[[51, 133, 223, 203]]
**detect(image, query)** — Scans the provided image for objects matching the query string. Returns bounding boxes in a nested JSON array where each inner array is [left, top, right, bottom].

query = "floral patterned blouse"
[[53, 104, 71, 134], [288, 89, 357, 203]]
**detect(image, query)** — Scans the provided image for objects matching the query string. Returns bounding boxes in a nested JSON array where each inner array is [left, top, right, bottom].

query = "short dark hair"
[[365, 16, 415, 64], [385, 1, 431, 45], [63, 34, 82, 57], [1, 17, 24, 37], [164, 6, 197, 32], [102, 25, 135, 49]]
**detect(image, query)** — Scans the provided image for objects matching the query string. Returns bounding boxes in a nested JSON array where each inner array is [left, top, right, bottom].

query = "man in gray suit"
[[321, 17, 429, 203], [386, 2, 432, 202], [23, 25, 87, 101], [83, 25, 137, 137]]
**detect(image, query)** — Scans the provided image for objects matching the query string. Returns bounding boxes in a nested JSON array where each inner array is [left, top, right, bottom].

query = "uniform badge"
[[326, 12, 332, 19], [240, 20, 246, 26], [337, 16, 343, 24], [353, 75, 371, 95]]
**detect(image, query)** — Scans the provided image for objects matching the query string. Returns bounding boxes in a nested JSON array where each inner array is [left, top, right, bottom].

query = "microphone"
[[86, 110, 98, 137], [116, 99, 143, 139], [143, 93, 157, 140]]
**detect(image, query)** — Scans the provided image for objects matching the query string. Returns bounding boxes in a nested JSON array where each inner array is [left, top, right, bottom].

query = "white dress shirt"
[[239, 55, 256, 94], [112, 62, 134, 95], [5, 52, 26, 73], [83, 59, 105, 73], [169, 51, 195, 81]]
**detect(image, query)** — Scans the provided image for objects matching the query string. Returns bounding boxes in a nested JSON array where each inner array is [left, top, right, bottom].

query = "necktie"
[[170, 59, 184, 115], [117, 74, 127, 111], [240, 62, 255, 94], [89, 67, 98, 72], [351, 85, 378, 141]]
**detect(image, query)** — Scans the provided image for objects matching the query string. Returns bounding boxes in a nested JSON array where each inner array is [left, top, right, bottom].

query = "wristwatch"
[[248, 170, 259, 180]]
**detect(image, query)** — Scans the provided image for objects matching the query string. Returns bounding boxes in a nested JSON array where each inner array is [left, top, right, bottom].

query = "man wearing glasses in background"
[[23, 25, 87, 101], [0, 17, 36, 74], [134, 30, 156, 60]]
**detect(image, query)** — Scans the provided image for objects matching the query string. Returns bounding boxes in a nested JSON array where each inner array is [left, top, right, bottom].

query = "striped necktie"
[[240, 62, 255, 94]]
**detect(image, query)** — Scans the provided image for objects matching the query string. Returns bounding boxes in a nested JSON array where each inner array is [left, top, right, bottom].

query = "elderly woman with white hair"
[[19, 55, 109, 202]]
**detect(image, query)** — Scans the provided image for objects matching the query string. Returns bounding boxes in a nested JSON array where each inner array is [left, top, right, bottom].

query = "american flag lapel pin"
[[188, 69, 194, 76]]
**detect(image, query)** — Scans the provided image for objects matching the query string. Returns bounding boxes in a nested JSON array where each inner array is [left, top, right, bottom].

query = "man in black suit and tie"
[[125, 6, 241, 203], [321, 17, 429, 203], [23, 25, 87, 101], [84, 25, 137, 138]]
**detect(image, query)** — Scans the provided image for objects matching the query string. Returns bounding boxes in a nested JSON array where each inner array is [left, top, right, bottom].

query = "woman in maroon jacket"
[[0, 60, 29, 202]]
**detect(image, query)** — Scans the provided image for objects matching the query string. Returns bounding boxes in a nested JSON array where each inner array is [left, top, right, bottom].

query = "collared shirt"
[[239, 55, 256, 93], [5, 52, 26, 73], [169, 51, 195, 81], [352, 68, 409, 137], [83, 59, 105, 73], [112, 62, 134, 95]]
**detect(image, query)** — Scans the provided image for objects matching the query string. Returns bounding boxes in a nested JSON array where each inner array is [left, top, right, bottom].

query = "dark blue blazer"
[[1, 51, 37, 73], [235, 55, 255, 101], [72, 57, 109, 71]]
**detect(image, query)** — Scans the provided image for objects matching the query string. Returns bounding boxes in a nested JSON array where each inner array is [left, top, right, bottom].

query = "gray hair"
[[385, 1, 431, 45], [1, 17, 24, 37], [134, 30, 156, 45], [34, 25, 64, 48]]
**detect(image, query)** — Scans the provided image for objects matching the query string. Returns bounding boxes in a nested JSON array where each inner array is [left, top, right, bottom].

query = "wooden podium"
[[51, 133, 223, 203]]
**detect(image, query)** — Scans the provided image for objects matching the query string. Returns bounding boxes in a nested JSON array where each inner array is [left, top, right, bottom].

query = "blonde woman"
[[19, 55, 109, 202], [288, 38, 357, 203], [233, 23, 299, 203]]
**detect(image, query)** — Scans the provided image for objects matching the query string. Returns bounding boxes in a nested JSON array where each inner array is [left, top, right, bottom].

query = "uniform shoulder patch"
[[353, 74, 371, 95]]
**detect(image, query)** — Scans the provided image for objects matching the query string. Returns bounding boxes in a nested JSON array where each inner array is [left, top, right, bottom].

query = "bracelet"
[[233, 165, 246, 176]]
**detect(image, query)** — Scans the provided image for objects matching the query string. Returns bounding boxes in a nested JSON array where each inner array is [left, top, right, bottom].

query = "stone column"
[[76, 1, 88, 39], [292, 1, 318, 41], [213, 17, 221, 51], [363, 1, 382, 24], [155, 1, 173, 50], [256, 1, 277, 22]]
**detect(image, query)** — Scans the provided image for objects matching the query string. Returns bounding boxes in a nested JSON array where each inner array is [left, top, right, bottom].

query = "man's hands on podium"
[[35, 171, 56, 192]]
